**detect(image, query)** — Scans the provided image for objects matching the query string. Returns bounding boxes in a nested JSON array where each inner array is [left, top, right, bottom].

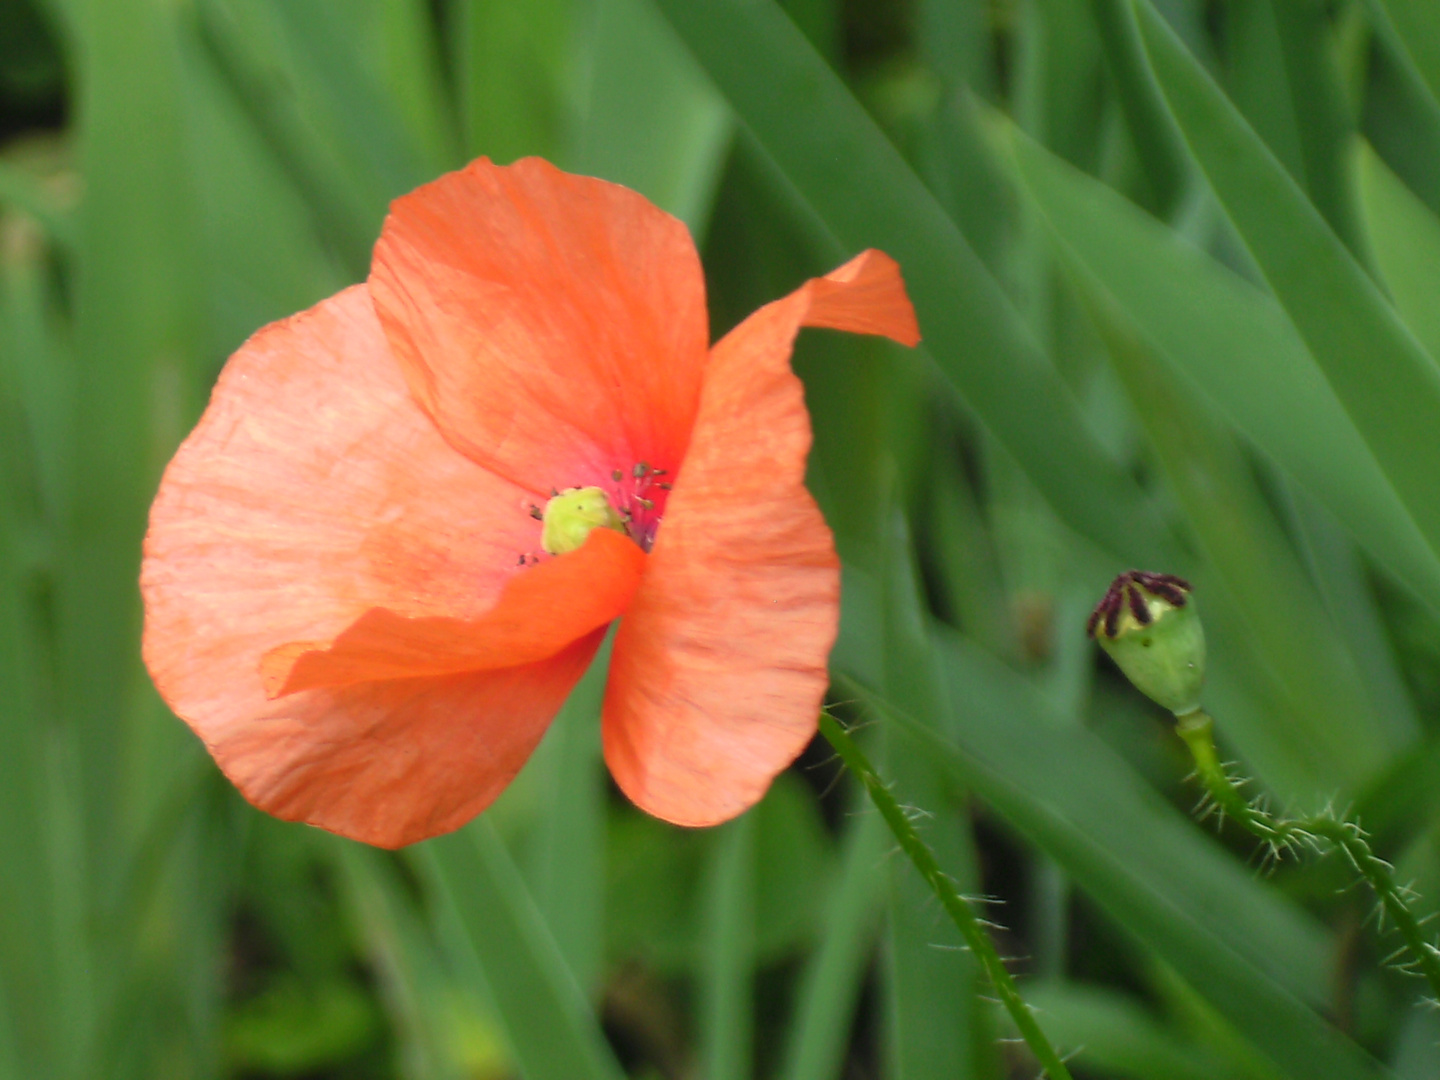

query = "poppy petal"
[[218, 631, 604, 848], [801, 248, 922, 344], [143, 285, 582, 844], [262, 527, 643, 695], [369, 157, 709, 494], [603, 250, 920, 825]]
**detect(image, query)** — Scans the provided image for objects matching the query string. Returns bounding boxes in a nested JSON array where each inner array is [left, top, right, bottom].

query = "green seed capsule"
[[540, 486, 627, 555], [1088, 571, 1205, 717]]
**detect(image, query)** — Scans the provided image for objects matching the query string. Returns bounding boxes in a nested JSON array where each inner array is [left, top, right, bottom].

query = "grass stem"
[[818, 713, 1075, 1080], [1177, 709, 1440, 1001]]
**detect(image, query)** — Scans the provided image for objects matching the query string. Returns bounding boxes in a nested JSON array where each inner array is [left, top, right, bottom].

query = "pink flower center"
[[519, 461, 673, 566], [606, 462, 671, 552]]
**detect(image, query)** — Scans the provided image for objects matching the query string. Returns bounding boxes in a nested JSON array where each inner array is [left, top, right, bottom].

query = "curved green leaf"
[[651, 0, 1172, 564], [836, 645, 1388, 1080], [1005, 120, 1440, 616], [1358, 142, 1440, 366], [699, 814, 755, 1080], [1005, 984, 1244, 1080], [418, 824, 626, 1080], [1072, 282, 1391, 786], [1136, 0, 1440, 583], [778, 810, 885, 1080], [1372, 0, 1440, 114], [572, 0, 732, 239]]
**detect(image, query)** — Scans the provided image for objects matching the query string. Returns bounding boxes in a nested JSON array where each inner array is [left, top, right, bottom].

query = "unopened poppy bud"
[[1087, 571, 1205, 716], [540, 486, 627, 555]]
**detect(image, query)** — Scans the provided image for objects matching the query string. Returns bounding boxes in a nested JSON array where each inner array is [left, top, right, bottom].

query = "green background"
[[4, 0, 1440, 1076]]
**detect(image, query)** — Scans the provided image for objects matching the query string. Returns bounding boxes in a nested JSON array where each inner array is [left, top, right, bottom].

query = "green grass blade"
[[1072, 274, 1392, 788], [368, 2, 459, 174], [339, 844, 471, 1080], [417, 822, 626, 1080], [824, 716, 1068, 1080], [0, 978, 17, 1080], [1372, 0, 1440, 113], [1358, 141, 1440, 365], [1136, 0, 1440, 577], [449, 0, 571, 163], [65, 0, 204, 904], [914, 0, 1009, 265], [1010, 0, 1105, 173], [779, 0, 838, 62], [41, 739, 92, 1080], [1266, 2, 1365, 254], [67, 7, 217, 997], [879, 512, 986, 1080], [0, 218, 66, 534], [923, 432, 1016, 656], [699, 813, 755, 1080], [778, 808, 885, 1080], [194, 0, 429, 273], [528, 643, 610, 995], [0, 223, 64, 1078], [172, 21, 345, 354], [1281, 487, 1420, 750], [1004, 117, 1440, 615], [1086, 0, 1187, 212], [262, 0, 445, 190], [1009, 984, 1256, 1080], [1223, 2, 1364, 253], [0, 163, 74, 251], [1224, 3, 1305, 186], [573, 0, 732, 239], [652, 0, 1173, 564], [1394, 1007, 1440, 1078], [832, 590, 1387, 1080], [842, 660, 1388, 1080], [1362, 19, 1440, 222]]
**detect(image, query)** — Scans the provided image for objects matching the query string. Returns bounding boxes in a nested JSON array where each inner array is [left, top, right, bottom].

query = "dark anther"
[[658, 482, 672, 490], [1125, 585, 1152, 625], [528, 505, 543, 520], [1089, 570, 1192, 639], [633, 462, 648, 478], [1082, 587, 1117, 639], [1133, 570, 1190, 607], [1087, 578, 1123, 638], [612, 469, 622, 482], [636, 497, 654, 510]]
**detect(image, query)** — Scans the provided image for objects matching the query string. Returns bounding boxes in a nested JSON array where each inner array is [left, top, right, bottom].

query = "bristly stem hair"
[[1177, 710, 1440, 1001], [818, 713, 1076, 1080]]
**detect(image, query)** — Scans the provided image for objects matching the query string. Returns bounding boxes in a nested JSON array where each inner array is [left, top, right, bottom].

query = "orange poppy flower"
[[141, 158, 919, 848]]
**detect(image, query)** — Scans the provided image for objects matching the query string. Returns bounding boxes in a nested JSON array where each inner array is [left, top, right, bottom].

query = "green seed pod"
[[540, 486, 627, 554], [1087, 571, 1205, 717]]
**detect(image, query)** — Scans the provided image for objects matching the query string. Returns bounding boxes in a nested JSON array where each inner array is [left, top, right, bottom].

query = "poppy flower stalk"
[[1089, 576, 1440, 1000], [141, 157, 919, 848]]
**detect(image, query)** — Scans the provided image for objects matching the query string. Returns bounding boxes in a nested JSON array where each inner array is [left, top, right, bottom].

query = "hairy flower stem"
[[818, 714, 1075, 1080], [1174, 711, 1274, 837], [1176, 710, 1440, 1000]]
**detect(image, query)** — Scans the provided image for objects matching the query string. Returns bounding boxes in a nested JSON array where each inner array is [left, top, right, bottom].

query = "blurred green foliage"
[[6, 0, 1440, 1077]]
